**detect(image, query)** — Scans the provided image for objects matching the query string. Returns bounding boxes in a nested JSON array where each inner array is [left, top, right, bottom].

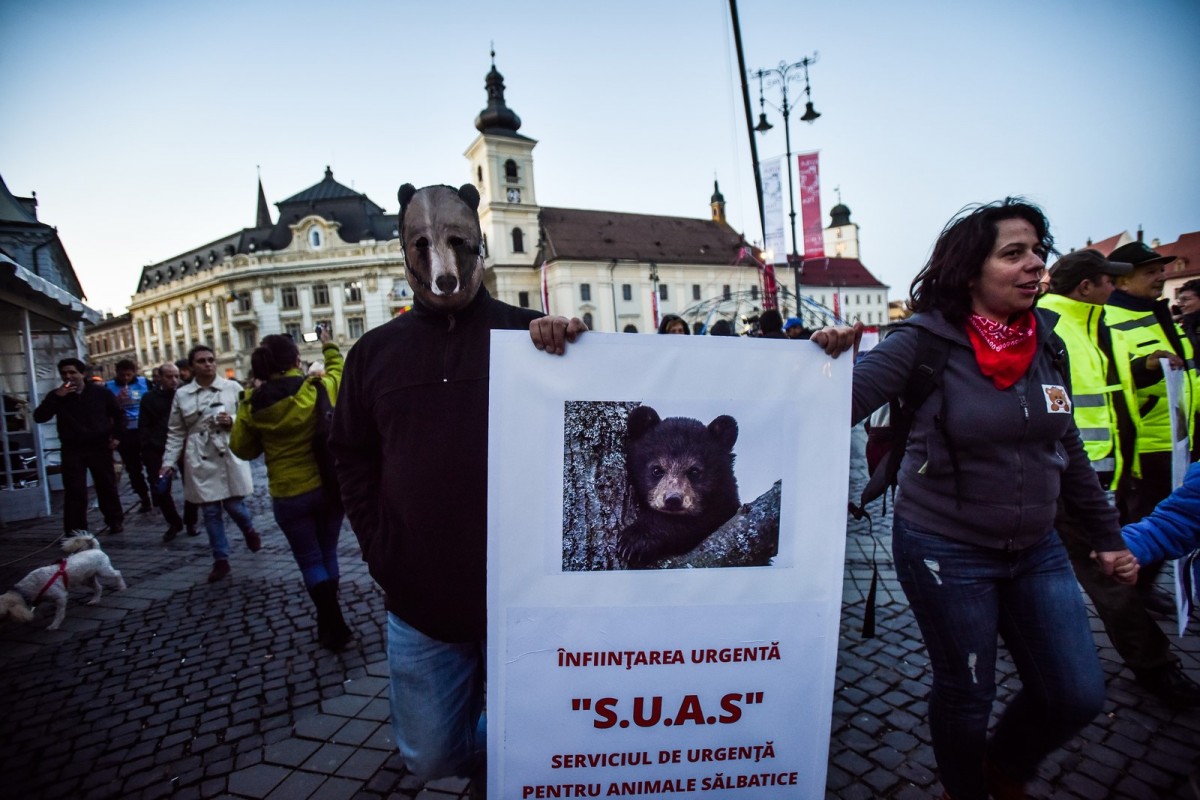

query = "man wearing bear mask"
[[330, 183, 584, 795]]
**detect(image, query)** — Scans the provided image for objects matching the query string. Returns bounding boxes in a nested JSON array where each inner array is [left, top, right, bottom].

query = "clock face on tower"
[[506, 188, 521, 203]]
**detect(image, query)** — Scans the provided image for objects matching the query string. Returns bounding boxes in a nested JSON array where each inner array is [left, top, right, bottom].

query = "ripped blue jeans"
[[892, 517, 1105, 800]]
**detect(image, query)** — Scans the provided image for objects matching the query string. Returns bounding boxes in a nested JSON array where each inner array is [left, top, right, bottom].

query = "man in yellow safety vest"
[[1043, 249, 1200, 706]]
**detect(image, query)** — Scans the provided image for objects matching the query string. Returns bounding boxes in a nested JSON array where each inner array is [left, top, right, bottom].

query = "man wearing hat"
[[1106, 241, 1195, 516], [784, 317, 810, 339], [1042, 250, 1200, 706]]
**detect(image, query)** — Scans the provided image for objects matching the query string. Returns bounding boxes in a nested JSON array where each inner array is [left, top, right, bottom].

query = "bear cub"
[[617, 405, 741, 566]]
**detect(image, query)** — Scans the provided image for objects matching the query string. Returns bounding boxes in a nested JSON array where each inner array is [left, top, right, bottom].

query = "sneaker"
[[245, 530, 262, 552], [1135, 665, 1200, 707], [207, 560, 231, 583], [162, 524, 183, 543]]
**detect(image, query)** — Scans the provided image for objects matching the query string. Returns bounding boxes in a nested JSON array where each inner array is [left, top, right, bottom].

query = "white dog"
[[0, 534, 126, 630]]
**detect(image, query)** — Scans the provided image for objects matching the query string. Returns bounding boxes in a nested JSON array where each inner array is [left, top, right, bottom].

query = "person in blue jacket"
[[1122, 461, 1200, 567]]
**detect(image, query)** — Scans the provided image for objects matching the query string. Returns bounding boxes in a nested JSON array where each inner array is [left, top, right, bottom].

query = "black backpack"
[[312, 379, 342, 509]]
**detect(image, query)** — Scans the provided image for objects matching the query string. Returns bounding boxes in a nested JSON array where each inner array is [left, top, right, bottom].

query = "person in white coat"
[[160, 344, 259, 582]]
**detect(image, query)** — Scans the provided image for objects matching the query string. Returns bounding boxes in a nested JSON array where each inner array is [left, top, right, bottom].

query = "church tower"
[[823, 195, 860, 259], [710, 179, 726, 224], [464, 51, 539, 275]]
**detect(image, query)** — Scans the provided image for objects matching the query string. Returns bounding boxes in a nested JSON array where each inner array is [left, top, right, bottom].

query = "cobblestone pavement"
[[0, 432, 1197, 799]]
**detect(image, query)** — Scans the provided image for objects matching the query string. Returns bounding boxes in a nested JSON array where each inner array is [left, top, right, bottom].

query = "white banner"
[[762, 158, 786, 265], [1162, 358, 1193, 635], [488, 331, 852, 799]]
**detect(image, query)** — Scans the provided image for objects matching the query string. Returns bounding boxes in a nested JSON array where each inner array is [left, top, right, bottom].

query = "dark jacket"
[[329, 288, 542, 642], [33, 383, 124, 450], [138, 385, 175, 463], [850, 308, 1123, 552]]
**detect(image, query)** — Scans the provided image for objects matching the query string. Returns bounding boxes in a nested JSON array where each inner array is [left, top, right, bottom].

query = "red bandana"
[[964, 312, 1038, 389]]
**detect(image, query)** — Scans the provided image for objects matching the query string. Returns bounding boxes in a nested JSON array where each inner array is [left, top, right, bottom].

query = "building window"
[[280, 286, 299, 309], [583, 312, 594, 329], [174, 309, 183, 326], [750, 285, 759, 300], [347, 317, 365, 339], [344, 281, 363, 303], [518, 291, 530, 308], [220, 332, 231, 352], [285, 322, 302, 341], [512, 227, 524, 253], [692, 284, 701, 301], [658, 284, 669, 301], [580, 284, 591, 302], [201, 301, 211, 321], [505, 159, 519, 183], [312, 283, 330, 306], [236, 293, 252, 313], [309, 228, 322, 248], [622, 284, 632, 302], [723, 285, 731, 301], [239, 326, 258, 351]]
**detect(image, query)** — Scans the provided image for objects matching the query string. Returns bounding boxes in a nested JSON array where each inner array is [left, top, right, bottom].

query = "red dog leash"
[[33, 560, 70, 604]]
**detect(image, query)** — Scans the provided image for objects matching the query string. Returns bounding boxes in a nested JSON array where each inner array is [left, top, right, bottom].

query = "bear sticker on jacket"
[[618, 405, 742, 566]]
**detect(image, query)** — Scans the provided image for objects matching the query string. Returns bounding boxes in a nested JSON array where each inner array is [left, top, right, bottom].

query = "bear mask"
[[398, 183, 485, 313]]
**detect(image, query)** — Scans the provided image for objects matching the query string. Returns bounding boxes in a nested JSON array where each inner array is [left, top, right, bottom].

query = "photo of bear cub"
[[617, 405, 741, 566]]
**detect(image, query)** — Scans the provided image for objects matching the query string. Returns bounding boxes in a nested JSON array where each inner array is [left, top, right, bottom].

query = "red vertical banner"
[[651, 285, 660, 329], [798, 152, 825, 258]]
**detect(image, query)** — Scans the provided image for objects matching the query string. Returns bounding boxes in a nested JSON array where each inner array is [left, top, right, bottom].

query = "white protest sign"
[[487, 331, 852, 799]]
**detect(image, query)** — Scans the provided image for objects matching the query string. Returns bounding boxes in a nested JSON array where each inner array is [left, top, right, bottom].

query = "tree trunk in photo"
[[562, 401, 638, 571]]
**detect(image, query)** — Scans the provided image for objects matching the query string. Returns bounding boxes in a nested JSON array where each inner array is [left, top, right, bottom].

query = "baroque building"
[[128, 170, 407, 380]]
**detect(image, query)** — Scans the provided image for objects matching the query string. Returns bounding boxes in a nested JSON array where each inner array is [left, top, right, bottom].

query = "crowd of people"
[[32, 185, 1198, 800]]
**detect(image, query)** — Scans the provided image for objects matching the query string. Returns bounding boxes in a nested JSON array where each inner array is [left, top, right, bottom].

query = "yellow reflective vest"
[[1039, 294, 1124, 487], [1105, 295, 1197, 470]]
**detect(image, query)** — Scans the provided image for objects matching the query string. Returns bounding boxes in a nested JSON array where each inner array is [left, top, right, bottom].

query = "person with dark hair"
[[105, 358, 153, 511], [1177, 278, 1200, 355], [33, 358, 125, 535], [815, 199, 1138, 800], [230, 328, 352, 650], [139, 362, 194, 542], [708, 319, 736, 336], [757, 309, 786, 338], [175, 358, 193, 385], [657, 314, 689, 335], [160, 344, 258, 582]]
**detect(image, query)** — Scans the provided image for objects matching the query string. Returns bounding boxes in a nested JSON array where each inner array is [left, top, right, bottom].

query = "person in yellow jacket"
[[230, 327, 352, 650], [1105, 240, 1197, 519], [1042, 250, 1200, 707]]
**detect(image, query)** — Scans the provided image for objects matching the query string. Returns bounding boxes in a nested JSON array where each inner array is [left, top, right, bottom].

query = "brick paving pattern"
[[0, 429, 1196, 799]]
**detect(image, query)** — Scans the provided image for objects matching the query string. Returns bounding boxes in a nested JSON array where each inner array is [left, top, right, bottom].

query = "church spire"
[[255, 167, 272, 228], [474, 47, 522, 136]]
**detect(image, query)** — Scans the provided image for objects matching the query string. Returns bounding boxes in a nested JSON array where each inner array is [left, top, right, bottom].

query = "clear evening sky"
[[2, 0, 1197, 316]]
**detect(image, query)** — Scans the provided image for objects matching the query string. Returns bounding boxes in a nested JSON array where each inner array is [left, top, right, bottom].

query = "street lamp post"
[[752, 53, 820, 324]]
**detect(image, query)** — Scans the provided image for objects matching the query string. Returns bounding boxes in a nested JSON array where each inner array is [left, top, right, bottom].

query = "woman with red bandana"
[[816, 199, 1138, 800]]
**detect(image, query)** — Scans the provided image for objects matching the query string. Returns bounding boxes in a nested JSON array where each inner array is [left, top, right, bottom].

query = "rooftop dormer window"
[[309, 227, 323, 249]]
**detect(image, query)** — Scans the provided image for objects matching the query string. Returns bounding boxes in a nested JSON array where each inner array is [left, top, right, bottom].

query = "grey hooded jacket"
[[851, 308, 1123, 553]]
